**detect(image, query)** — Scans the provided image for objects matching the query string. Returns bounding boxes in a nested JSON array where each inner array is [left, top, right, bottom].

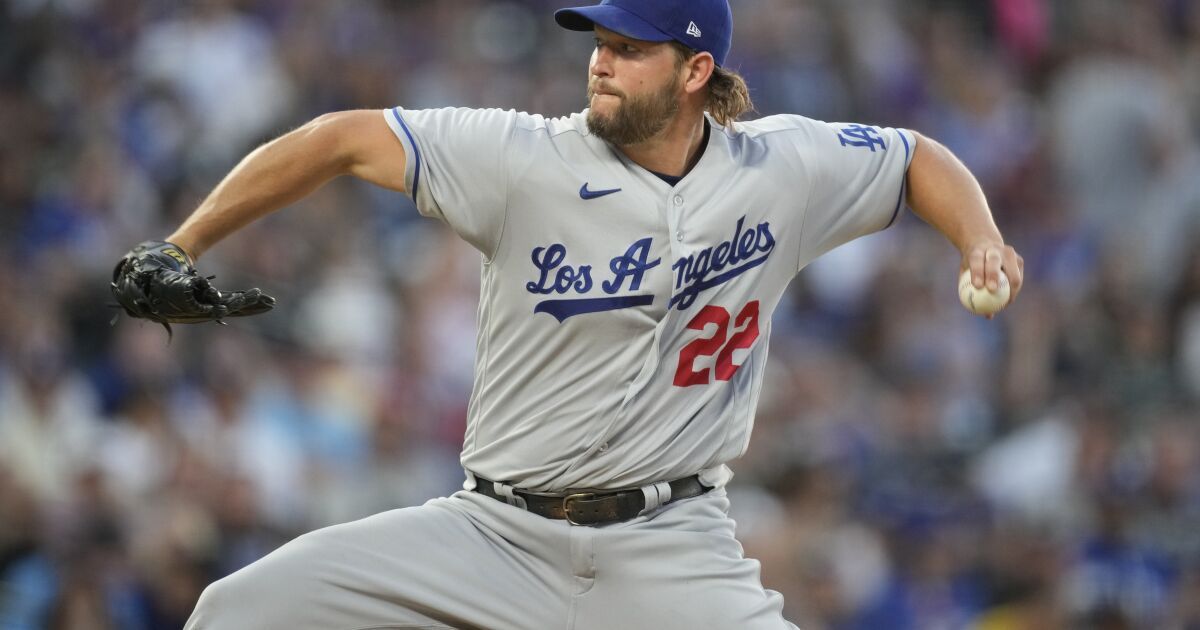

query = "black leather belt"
[[472, 475, 711, 526]]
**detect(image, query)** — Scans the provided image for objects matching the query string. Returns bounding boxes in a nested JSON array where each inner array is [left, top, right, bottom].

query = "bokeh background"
[[1, 0, 1199, 628]]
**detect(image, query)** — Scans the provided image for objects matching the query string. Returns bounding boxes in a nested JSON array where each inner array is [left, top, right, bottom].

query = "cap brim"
[[554, 5, 673, 42]]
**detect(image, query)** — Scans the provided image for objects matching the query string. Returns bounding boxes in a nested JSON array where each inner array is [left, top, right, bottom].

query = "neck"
[[616, 107, 707, 177]]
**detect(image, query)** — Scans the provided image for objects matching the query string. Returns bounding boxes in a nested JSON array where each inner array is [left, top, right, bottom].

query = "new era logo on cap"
[[686, 21, 702, 38]]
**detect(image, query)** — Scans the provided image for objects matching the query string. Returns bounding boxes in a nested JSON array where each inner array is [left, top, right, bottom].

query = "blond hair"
[[671, 42, 754, 127]]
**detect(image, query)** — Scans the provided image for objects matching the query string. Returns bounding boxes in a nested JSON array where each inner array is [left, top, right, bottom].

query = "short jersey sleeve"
[[794, 121, 916, 270], [383, 107, 519, 258]]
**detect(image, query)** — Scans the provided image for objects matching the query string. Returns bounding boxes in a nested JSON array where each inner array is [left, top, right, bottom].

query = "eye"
[[593, 38, 639, 55]]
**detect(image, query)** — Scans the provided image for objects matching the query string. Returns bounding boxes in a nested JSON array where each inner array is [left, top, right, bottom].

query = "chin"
[[589, 95, 620, 114]]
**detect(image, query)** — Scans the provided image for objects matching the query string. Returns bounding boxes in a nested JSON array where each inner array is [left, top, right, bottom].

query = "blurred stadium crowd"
[[1, 0, 1199, 628]]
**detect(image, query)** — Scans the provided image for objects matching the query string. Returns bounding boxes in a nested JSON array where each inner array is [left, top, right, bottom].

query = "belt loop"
[[493, 481, 527, 510], [638, 481, 673, 516], [464, 470, 478, 491]]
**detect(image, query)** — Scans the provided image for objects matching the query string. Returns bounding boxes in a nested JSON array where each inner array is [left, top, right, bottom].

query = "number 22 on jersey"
[[673, 300, 761, 387]]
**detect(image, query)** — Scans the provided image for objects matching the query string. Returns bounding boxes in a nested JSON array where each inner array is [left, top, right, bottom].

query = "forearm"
[[166, 110, 412, 260], [113, 111, 402, 326], [904, 131, 1023, 300], [904, 132, 1004, 254], [168, 114, 361, 260]]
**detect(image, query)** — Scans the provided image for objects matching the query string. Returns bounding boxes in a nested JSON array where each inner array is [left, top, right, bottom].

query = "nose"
[[590, 46, 612, 79]]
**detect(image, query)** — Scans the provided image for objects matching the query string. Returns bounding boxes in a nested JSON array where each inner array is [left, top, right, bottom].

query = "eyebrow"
[[593, 27, 648, 47]]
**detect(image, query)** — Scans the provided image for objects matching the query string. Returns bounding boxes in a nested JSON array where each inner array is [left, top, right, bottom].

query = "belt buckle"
[[563, 492, 596, 525]]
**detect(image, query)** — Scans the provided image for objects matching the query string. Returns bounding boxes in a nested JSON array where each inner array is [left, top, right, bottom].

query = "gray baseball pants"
[[185, 487, 797, 629]]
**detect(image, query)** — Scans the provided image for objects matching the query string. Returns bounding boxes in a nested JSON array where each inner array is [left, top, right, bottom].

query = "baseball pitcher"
[[112, 0, 1024, 628]]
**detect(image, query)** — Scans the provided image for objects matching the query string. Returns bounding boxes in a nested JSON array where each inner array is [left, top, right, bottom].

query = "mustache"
[[588, 81, 626, 99]]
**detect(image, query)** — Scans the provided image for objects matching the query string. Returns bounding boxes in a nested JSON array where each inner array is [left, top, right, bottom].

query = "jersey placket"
[[574, 184, 689, 471], [665, 189, 687, 267]]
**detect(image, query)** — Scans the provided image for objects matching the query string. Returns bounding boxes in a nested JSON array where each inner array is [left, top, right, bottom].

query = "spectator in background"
[[0, 1, 1196, 627]]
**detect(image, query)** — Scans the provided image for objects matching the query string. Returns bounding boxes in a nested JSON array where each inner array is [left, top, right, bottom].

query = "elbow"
[[305, 111, 348, 134], [905, 131, 966, 190], [907, 130, 946, 169], [296, 112, 357, 173]]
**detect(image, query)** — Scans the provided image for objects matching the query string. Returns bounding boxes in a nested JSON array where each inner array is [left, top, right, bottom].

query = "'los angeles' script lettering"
[[526, 244, 594, 295], [526, 238, 660, 297], [524, 216, 775, 320], [669, 216, 775, 310]]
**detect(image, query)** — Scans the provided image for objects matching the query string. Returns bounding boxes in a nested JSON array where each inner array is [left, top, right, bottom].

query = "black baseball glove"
[[111, 240, 275, 338]]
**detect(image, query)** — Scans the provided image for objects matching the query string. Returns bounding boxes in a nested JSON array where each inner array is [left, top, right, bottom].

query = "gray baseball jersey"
[[383, 107, 914, 492], [186, 110, 914, 630]]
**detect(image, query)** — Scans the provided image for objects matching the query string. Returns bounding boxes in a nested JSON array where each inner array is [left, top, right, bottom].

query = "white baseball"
[[958, 268, 1010, 315]]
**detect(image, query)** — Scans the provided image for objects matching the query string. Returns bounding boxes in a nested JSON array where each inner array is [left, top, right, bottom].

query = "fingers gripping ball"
[[111, 240, 276, 338], [958, 268, 1010, 316]]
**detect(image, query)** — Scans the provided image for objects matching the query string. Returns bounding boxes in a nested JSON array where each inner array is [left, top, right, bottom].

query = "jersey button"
[[675, 230, 683, 242], [673, 195, 684, 205], [599, 442, 609, 452]]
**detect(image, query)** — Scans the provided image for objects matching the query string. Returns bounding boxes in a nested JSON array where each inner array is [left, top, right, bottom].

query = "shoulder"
[[512, 110, 590, 139], [706, 114, 833, 171], [394, 107, 592, 140], [434, 108, 591, 141], [715, 113, 833, 144], [389, 108, 593, 148], [393, 106, 532, 129], [714, 114, 913, 159], [510, 112, 612, 166]]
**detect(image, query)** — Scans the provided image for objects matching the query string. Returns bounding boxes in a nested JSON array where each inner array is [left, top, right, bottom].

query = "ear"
[[682, 52, 716, 95]]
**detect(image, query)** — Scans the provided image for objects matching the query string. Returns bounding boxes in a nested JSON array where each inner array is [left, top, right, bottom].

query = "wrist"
[[165, 234, 200, 263]]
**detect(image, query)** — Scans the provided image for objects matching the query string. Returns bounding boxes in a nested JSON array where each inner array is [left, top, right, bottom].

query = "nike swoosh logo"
[[580, 183, 622, 200]]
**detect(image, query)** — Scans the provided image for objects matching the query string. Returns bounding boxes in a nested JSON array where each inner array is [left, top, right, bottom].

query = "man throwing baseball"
[[112, 0, 1024, 627]]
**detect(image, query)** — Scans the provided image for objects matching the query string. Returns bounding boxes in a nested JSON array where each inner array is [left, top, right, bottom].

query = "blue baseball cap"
[[555, 0, 733, 67]]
